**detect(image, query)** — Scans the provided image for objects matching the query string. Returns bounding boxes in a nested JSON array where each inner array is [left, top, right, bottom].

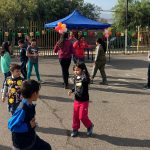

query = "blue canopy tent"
[[44, 10, 111, 29]]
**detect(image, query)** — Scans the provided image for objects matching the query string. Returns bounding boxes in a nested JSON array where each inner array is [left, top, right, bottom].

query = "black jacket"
[[72, 74, 90, 101]]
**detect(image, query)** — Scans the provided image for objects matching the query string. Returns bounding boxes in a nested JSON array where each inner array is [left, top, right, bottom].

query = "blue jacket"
[[8, 99, 33, 132], [8, 99, 36, 149]]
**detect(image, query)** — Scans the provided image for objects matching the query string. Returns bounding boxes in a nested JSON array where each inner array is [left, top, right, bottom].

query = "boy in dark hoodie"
[[8, 80, 51, 150]]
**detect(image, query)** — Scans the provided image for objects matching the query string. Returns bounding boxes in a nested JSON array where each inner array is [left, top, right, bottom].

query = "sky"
[[84, 0, 118, 10], [84, 0, 118, 21]]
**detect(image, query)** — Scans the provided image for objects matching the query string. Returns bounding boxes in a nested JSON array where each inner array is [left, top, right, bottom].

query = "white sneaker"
[[38, 80, 45, 84]]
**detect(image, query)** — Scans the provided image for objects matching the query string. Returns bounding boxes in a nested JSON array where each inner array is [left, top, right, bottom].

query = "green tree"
[[79, 3, 101, 20], [113, 0, 150, 30], [33, 0, 100, 22], [0, 0, 37, 29], [0, 0, 102, 29]]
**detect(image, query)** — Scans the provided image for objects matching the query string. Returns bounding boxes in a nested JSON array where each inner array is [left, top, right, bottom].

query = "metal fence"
[[0, 21, 150, 57]]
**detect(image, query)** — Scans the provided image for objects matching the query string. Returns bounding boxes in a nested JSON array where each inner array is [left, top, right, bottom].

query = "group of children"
[[0, 37, 50, 149], [1, 37, 43, 86], [0, 33, 109, 149], [0, 62, 51, 149]]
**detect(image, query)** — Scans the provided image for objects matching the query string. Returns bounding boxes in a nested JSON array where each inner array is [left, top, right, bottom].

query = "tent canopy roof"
[[45, 10, 111, 29]]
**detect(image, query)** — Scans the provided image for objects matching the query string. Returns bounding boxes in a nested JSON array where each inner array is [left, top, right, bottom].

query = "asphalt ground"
[[1, 54, 150, 150]]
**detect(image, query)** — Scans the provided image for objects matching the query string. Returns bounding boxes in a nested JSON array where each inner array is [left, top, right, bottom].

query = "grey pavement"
[[1, 54, 150, 150]]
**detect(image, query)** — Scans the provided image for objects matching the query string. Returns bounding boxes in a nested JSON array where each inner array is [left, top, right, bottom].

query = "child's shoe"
[[87, 124, 94, 136], [1, 88, 4, 93], [38, 80, 45, 84], [71, 130, 79, 137], [100, 78, 108, 85], [144, 84, 150, 89], [100, 81, 108, 85], [90, 78, 93, 84]]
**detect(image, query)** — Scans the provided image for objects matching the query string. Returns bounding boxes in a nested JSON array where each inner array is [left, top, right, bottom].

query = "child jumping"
[[8, 80, 51, 150], [68, 63, 94, 137], [2, 64, 24, 114]]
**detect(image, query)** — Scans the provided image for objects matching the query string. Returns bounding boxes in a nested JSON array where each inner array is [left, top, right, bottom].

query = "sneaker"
[[38, 80, 45, 84], [1, 89, 3, 93], [90, 79, 93, 84], [71, 130, 79, 137], [90, 78, 93, 84], [100, 81, 108, 85], [144, 85, 150, 89], [87, 124, 94, 136], [64, 85, 69, 89]]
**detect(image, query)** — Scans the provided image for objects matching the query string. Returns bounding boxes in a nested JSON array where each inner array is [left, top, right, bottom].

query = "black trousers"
[[59, 58, 71, 86], [147, 63, 150, 87], [21, 61, 27, 79], [31, 136, 51, 150], [13, 136, 51, 150]]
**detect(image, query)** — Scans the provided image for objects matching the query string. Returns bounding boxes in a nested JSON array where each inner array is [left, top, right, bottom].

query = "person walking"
[[0, 41, 11, 90], [54, 32, 74, 89], [91, 38, 108, 85]]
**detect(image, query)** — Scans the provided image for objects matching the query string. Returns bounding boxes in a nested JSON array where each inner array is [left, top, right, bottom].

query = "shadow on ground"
[[39, 95, 73, 103], [92, 80, 145, 89], [41, 80, 63, 88], [107, 58, 148, 70], [0, 145, 11, 150], [90, 86, 150, 95], [40, 74, 62, 78], [107, 75, 145, 81], [37, 126, 150, 148]]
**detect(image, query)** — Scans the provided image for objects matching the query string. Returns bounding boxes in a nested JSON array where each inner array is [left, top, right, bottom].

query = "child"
[[0, 41, 11, 89], [26, 39, 43, 83], [18, 39, 28, 79], [73, 36, 88, 63], [2, 64, 24, 114], [91, 38, 107, 85], [8, 80, 51, 150], [68, 63, 94, 137]]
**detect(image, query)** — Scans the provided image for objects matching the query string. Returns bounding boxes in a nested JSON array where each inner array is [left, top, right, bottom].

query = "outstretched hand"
[[30, 118, 36, 128], [68, 90, 72, 97]]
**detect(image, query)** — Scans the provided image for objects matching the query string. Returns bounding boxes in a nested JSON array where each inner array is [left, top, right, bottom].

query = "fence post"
[[137, 26, 140, 51]]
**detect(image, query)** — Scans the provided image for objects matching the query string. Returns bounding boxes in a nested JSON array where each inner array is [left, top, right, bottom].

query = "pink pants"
[[72, 100, 92, 130]]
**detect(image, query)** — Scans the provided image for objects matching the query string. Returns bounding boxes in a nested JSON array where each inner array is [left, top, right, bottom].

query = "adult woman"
[[73, 36, 88, 63], [54, 33, 74, 89], [1, 41, 11, 89], [91, 38, 107, 85]]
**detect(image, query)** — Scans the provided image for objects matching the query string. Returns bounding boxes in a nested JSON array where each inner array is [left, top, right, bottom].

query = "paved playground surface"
[[1, 54, 150, 150]]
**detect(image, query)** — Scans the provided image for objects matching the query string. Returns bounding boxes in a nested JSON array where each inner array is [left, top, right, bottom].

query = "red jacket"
[[73, 40, 88, 58], [54, 40, 74, 59]]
